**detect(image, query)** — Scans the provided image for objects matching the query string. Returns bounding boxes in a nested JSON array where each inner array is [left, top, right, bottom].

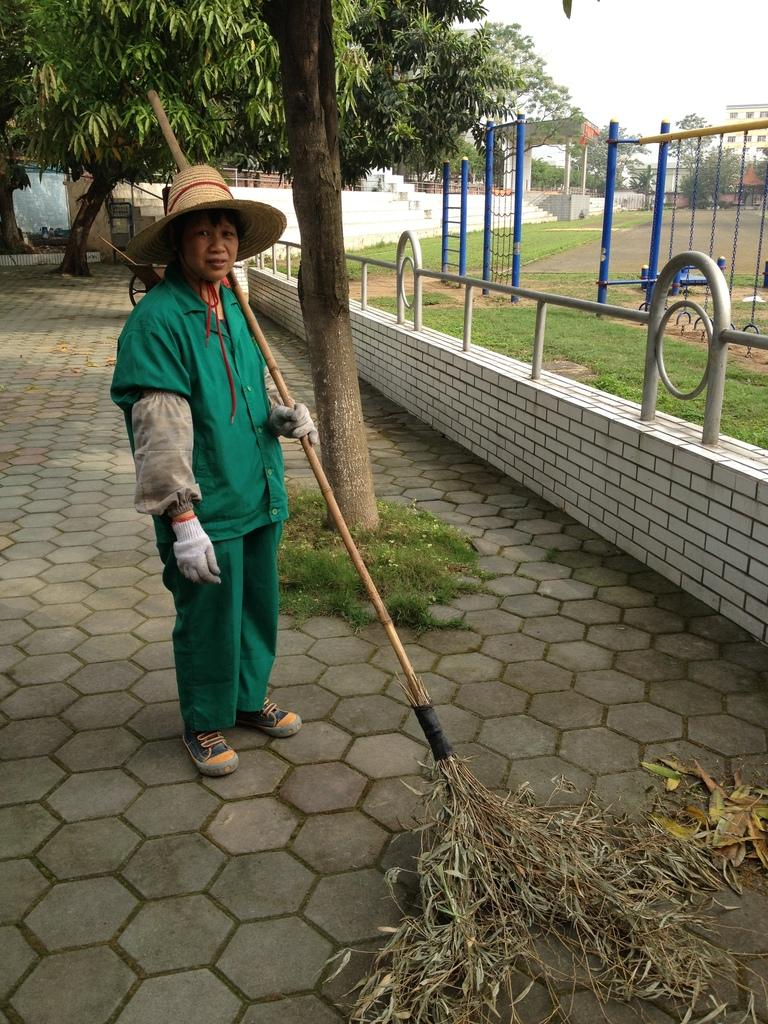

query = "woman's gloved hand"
[[268, 403, 319, 446], [171, 516, 221, 584]]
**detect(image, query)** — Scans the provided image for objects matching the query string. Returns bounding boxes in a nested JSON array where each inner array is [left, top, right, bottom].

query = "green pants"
[[159, 522, 282, 731]]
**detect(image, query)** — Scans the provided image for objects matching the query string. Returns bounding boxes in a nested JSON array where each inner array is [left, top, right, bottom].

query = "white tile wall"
[[249, 267, 768, 643]]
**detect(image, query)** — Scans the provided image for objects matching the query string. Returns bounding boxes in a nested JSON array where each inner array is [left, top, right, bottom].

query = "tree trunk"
[[59, 173, 112, 276], [264, 0, 379, 531], [0, 182, 31, 253]]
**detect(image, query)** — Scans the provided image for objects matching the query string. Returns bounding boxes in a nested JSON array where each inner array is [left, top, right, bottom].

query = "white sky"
[[470, 0, 767, 137]]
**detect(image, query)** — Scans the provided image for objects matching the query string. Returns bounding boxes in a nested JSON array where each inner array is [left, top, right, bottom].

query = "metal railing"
[[253, 232, 768, 447]]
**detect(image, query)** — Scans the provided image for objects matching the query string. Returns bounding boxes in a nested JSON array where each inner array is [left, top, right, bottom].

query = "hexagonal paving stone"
[[122, 833, 225, 898], [331, 694, 406, 735], [62, 691, 142, 730], [346, 734, 425, 778], [25, 877, 137, 950], [522, 615, 584, 643], [546, 641, 613, 672], [690, 615, 749, 643], [726, 691, 768, 723], [529, 690, 603, 729], [507, 756, 593, 805], [479, 715, 556, 759], [592, 770, 655, 816], [131, 668, 177, 703], [0, 860, 49, 923], [574, 669, 645, 705], [648, 679, 722, 716], [498, 593, 559, 618], [0, 716, 72, 759], [487, 575, 539, 598], [0, 804, 58, 858], [614, 650, 684, 682], [78, 608, 144, 636], [454, 680, 526, 717], [274, 721, 351, 764], [688, 714, 766, 757], [654, 633, 719, 662], [118, 895, 232, 972], [0, 925, 36, 998], [606, 703, 683, 743], [19, 627, 86, 656], [125, 782, 220, 836], [47, 767, 141, 822], [561, 599, 621, 625], [11, 653, 80, 684], [127, 700, 182, 739], [292, 811, 388, 872], [55, 726, 141, 771], [305, 869, 402, 943], [300, 615, 353, 639], [38, 818, 140, 878], [269, 683, 336, 721], [481, 634, 545, 666], [417, 629, 482, 655], [452, 742, 510, 789], [241, 995, 342, 1024], [11, 946, 135, 1024], [704, 890, 768, 954], [207, 797, 298, 854], [0, 757, 64, 806], [218, 917, 332, 998], [309, 635, 375, 666], [115, 970, 240, 1024], [202, 748, 288, 799], [68, 659, 143, 695], [1, 682, 77, 720], [403, 702, 478, 745], [280, 761, 367, 813], [460, 608, 523, 638], [316, 662, 389, 697], [362, 775, 425, 831], [586, 624, 651, 652], [688, 659, 759, 694], [127, 738, 198, 785], [560, 727, 640, 774], [503, 660, 572, 693], [268, 654, 325, 687], [211, 850, 313, 920]]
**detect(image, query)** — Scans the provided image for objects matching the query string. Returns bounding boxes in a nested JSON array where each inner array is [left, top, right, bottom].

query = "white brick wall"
[[249, 267, 768, 644]]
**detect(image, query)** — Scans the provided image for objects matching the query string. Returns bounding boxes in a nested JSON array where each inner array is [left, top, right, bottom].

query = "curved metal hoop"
[[674, 308, 692, 327], [742, 322, 760, 334], [655, 299, 712, 400], [397, 255, 415, 310]]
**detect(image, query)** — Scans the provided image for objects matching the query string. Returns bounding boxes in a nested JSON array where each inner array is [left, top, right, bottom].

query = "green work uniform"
[[111, 263, 289, 728]]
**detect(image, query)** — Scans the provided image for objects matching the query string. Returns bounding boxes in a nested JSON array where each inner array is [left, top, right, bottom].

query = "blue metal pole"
[[459, 157, 469, 276], [763, 260, 768, 289], [645, 119, 670, 306], [597, 119, 620, 304], [640, 265, 648, 292], [441, 161, 450, 273], [482, 121, 495, 293], [511, 113, 526, 303]]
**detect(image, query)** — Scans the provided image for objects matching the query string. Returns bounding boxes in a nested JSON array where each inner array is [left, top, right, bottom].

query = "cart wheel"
[[129, 274, 148, 306]]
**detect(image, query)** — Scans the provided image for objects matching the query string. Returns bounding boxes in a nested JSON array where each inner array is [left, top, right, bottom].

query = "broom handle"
[[146, 90, 426, 702]]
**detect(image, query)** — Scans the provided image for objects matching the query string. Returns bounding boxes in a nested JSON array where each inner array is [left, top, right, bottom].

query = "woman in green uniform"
[[111, 165, 317, 777]]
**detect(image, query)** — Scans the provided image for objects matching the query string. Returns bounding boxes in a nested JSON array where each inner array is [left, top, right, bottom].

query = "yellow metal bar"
[[638, 117, 768, 144]]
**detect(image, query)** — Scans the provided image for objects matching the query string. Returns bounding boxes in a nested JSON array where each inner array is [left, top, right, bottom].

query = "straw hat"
[[125, 164, 286, 265]]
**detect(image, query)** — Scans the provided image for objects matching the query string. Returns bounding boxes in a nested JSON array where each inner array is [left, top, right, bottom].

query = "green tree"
[[680, 148, 741, 209], [675, 112, 713, 180], [484, 21, 575, 128], [626, 161, 655, 209], [581, 123, 647, 192], [530, 157, 564, 190], [27, 0, 282, 275], [0, 1, 33, 253]]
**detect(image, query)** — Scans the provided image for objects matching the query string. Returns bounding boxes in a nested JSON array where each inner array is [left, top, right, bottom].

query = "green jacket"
[[111, 263, 288, 544]]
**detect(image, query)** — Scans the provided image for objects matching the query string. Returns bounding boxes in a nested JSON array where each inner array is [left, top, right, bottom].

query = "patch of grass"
[[345, 212, 653, 280], [369, 293, 768, 448], [279, 489, 485, 630]]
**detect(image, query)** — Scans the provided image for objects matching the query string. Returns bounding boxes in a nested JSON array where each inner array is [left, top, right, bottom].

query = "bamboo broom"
[[145, 91, 739, 1024]]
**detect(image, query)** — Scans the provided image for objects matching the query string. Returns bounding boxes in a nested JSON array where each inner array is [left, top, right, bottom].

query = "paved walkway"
[[0, 265, 766, 1024]]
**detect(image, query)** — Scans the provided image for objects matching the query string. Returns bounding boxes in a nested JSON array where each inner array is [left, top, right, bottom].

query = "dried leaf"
[[683, 806, 710, 827], [693, 760, 725, 796], [712, 808, 749, 849], [641, 761, 682, 781], [748, 814, 768, 870], [665, 777, 682, 792], [753, 805, 768, 822], [659, 756, 693, 775], [708, 789, 726, 824], [650, 814, 698, 840]]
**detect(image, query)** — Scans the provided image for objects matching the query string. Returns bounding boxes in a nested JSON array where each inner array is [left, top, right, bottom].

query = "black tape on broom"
[[414, 705, 454, 761]]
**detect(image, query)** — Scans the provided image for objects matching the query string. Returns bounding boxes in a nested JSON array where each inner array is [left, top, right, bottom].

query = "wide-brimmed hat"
[[125, 164, 286, 265]]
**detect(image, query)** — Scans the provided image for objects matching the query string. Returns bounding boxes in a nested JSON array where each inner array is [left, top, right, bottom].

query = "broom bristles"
[[348, 757, 738, 1024]]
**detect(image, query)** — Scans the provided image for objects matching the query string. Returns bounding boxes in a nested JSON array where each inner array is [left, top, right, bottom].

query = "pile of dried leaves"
[[337, 758, 739, 1024], [642, 758, 768, 888]]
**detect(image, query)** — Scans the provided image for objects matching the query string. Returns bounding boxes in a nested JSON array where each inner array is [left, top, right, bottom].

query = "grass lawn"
[[344, 212, 653, 279], [370, 290, 768, 449], [279, 489, 486, 630]]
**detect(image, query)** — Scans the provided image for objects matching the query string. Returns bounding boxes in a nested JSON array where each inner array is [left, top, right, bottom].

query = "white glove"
[[268, 403, 319, 445], [172, 517, 221, 585]]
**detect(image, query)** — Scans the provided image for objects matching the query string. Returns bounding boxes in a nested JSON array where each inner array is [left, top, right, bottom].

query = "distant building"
[[724, 103, 768, 159]]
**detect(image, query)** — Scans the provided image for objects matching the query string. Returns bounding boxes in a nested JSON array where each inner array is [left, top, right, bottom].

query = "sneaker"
[[236, 700, 302, 738], [183, 727, 239, 776]]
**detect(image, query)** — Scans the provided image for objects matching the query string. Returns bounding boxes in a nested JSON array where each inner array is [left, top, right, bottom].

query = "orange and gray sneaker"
[[236, 700, 302, 738], [183, 727, 239, 776]]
